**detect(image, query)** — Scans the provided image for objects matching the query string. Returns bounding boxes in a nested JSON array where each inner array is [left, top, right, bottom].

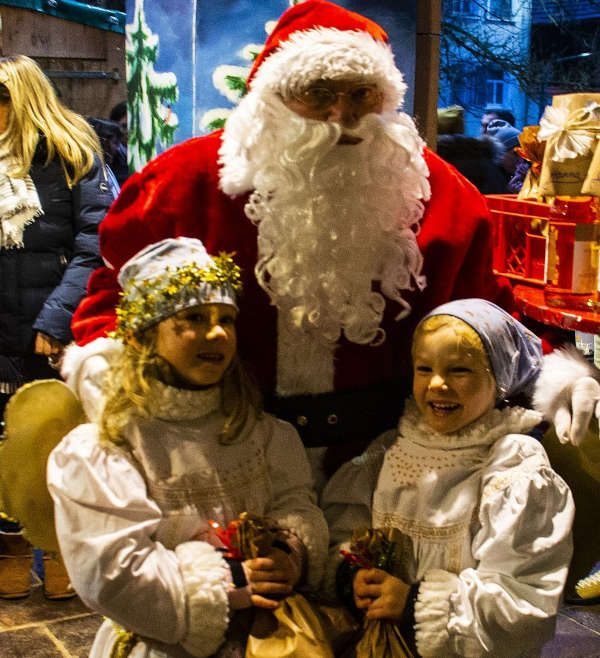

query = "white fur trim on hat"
[[250, 27, 406, 112]]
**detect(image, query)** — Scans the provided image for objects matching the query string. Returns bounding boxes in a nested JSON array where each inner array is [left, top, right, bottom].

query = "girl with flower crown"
[[47, 237, 328, 658], [322, 299, 574, 657]]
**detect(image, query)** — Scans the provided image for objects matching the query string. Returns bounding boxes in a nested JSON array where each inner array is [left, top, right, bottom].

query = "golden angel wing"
[[0, 380, 86, 552]]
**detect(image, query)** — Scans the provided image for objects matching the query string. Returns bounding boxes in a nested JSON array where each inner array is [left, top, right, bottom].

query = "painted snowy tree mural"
[[200, 46, 260, 133], [127, 0, 179, 171], [200, 0, 301, 133]]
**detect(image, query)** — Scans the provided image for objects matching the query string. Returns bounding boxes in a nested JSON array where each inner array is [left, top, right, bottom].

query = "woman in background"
[[87, 117, 122, 198], [0, 54, 113, 600]]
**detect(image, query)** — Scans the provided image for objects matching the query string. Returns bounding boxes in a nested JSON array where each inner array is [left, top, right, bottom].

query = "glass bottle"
[[544, 196, 600, 311]]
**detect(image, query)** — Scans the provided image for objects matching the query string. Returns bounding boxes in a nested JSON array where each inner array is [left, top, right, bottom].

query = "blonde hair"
[[412, 314, 494, 380], [99, 326, 262, 448], [0, 55, 102, 186]]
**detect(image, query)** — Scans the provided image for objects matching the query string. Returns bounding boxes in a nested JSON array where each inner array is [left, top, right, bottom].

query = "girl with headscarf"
[[323, 298, 574, 657]]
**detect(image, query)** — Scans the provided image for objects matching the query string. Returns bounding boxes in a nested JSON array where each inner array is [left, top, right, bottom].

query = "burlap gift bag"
[[538, 93, 600, 197], [210, 513, 356, 658], [245, 593, 359, 658], [339, 528, 415, 658]]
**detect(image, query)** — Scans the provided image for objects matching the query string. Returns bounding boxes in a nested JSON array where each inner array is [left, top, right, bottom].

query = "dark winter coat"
[[0, 138, 114, 388], [436, 134, 508, 195]]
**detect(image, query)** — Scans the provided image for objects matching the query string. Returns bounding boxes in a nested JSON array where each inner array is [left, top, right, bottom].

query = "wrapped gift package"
[[537, 93, 600, 197]]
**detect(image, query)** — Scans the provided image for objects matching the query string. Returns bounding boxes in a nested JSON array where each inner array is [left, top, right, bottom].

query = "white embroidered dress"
[[323, 399, 574, 657], [48, 344, 327, 658]]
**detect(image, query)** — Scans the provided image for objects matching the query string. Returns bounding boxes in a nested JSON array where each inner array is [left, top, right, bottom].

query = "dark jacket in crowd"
[[436, 134, 507, 195], [0, 138, 113, 388], [507, 158, 531, 195], [111, 143, 129, 188]]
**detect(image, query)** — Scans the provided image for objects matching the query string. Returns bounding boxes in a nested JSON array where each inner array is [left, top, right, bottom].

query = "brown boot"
[[43, 554, 76, 600], [0, 532, 33, 599]]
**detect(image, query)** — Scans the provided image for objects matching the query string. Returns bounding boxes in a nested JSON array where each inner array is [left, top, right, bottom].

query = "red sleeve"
[[71, 266, 120, 344], [418, 148, 514, 312], [99, 134, 226, 272], [71, 131, 250, 346]]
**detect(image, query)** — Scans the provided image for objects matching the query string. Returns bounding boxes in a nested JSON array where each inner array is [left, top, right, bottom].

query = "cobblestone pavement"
[[0, 576, 599, 657]]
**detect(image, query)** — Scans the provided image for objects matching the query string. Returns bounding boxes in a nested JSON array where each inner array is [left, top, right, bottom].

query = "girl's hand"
[[353, 567, 382, 610], [34, 331, 64, 356], [35, 332, 65, 369], [363, 570, 410, 621], [244, 546, 296, 609]]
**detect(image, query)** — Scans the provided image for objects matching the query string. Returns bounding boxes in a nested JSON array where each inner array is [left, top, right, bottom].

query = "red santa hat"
[[246, 0, 407, 112]]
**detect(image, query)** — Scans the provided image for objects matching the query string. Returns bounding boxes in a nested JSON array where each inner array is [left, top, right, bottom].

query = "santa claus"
[[71, 0, 597, 481]]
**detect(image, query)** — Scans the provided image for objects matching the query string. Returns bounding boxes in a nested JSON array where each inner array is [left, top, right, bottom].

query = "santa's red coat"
[[73, 130, 513, 397]]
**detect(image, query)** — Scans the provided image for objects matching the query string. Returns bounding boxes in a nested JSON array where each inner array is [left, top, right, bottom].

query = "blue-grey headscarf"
[[420, 299, 542, 400]]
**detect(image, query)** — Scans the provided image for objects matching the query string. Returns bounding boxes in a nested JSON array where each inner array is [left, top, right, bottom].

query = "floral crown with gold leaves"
[[111, 238, 242, 340]]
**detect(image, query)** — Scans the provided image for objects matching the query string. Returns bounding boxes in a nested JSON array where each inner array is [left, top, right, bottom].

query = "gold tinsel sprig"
[[110, 252, 242, 339]]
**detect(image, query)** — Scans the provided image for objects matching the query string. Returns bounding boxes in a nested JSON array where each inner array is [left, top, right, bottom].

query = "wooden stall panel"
[[0, 5, 125, 118]]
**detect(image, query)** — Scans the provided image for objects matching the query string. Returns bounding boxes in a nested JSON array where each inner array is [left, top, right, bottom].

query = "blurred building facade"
[[439, 0, 600, 135]]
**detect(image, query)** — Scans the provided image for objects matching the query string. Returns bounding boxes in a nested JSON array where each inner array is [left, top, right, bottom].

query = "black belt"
[[266, 381, 408, 448]]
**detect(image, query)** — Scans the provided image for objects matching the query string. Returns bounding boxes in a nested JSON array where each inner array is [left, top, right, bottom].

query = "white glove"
[[552, 376, 600, 446], [533, 348, 600, 446]]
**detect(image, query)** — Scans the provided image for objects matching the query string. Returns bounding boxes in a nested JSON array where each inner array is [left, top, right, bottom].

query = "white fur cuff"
[[414, 569, 460, 657], [533, 348, 597, 421], [175, 541, 230, 657], [272, 511, 328, 591]]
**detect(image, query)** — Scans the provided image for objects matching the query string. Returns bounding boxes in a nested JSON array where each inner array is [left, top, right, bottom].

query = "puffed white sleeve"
[[262, 415, 329, 590], [320, 430, 395, 598], [60, 338, 123, 422], [47, 424, 230, 658], [414, 434, 574, 657]]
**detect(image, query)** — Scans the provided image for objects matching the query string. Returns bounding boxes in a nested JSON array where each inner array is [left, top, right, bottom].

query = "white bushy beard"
[[239, 102, 430, 348]]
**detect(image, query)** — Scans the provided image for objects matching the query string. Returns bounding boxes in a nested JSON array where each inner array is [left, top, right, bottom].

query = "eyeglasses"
[[291, 84, 382, 112]]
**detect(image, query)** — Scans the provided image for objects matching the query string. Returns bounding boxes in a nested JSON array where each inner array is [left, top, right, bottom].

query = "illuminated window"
[[485, 0, 512, 20], [486, 78, 506, 105], [447, 0, 478, 16]]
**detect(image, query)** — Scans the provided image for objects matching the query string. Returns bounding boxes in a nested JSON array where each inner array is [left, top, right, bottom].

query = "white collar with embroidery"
[[398, 397, 543, 451], [145, 378, 221, 421]]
